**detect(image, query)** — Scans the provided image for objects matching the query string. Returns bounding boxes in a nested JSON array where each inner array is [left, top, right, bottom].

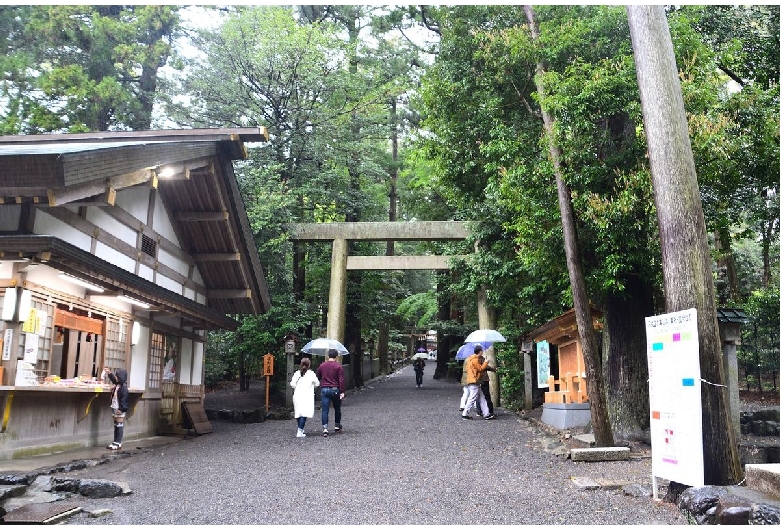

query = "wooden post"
[[263, 353, 274, 413]]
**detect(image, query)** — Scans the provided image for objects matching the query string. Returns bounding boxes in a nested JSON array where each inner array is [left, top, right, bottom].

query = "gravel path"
[[63, 365, 685, 525]]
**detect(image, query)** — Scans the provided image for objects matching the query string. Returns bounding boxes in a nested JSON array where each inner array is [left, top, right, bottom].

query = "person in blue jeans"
[[315, 349, 345, 437]]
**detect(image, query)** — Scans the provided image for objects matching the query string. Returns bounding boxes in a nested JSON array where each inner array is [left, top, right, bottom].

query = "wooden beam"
[[47, 168, 154, 206], [207, 289, 251, 299], [192, 253, 241, 262], [175, 211, 229, 222], [155, 156, 214, 181]]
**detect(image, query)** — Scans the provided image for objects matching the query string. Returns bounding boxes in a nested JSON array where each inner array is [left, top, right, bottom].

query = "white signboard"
[[15, 360, 39, 386], [537, 340, 550, 389], [23, 333, 39, 364], [645, 308, 704, 490], [2, 329, 12, 361]]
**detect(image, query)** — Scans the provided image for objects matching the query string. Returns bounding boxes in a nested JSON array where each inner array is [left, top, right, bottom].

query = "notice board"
[[645, 308, 704, 488]]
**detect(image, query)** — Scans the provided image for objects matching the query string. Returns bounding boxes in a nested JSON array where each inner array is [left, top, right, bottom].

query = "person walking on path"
[[290, 357, 320, 438], [459, 344, 485, 413], [478, 357, 495, 419], [315, 349, 345, 437], [102, 367, 129, 450], [413, 357, 425, 388], [461, 348, 496, 420]]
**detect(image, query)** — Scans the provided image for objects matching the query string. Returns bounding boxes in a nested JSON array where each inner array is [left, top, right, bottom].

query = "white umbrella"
[[412, 352, 429, 360], [300, 338, 350, 357], [465, 329, 507, 343]]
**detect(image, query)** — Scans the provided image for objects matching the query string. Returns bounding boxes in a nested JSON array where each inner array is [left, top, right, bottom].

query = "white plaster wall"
[[0, 262, 14, 280], [192, 340, 204, 386], [86, 207, 136, 248], [86, 294, 146, 317], [95, 241, 135, 275], [154, 315, 181, 329], [180, 338, 193, 385], [138, 263, 154, 282], [0, 204, 21, 231], [152, 197, 179, 246], [25, 265, 89, 298], [34, 210, 92, 250], [129, 324, 150, 390], [158, 247, 190, 280], [156, 274, 181, 294], [191, 267, 204, 286], [115, 187, 151, 227]]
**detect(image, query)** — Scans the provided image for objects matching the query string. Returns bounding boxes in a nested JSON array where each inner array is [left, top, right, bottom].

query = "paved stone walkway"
[[42, 365, 684, 524]]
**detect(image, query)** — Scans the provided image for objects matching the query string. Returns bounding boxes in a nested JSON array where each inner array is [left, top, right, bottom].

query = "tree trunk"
[[434, 271, 452, 380], [761, 220, 773, 287], [524, 4, 614, 447], [603, 275, 652, 442], [378, 322, 389, 375], [478, 287, 500, 407], [714, 227, 741, 303], [627, 5, 743, 485]]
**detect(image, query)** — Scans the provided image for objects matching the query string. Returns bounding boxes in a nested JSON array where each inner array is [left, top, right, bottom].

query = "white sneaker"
[[296, 429, 306, 438]]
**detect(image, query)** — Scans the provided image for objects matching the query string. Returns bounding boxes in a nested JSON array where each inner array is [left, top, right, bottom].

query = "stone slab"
[[571, 476, 643, 491], [3, 502, 82, 524], [570, 446, 630, 462], [745, 463, 780, 499], [573, 433, 595, 446]]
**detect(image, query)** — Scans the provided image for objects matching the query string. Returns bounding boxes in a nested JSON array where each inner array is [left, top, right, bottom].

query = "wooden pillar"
[[326, 238, 347, 344]]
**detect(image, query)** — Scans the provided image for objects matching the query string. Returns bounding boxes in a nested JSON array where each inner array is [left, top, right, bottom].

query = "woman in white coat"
[[290, 357, 320, 438]]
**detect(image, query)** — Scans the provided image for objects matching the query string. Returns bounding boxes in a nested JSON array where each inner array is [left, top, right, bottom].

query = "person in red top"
[[315, 349, 345, 437]]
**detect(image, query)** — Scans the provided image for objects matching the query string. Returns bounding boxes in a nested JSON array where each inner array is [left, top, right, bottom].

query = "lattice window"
[[149, 331, 164, 389], [30, 297, 54, 380], [104, 317, 128, 372], [141, 234, 157, 258]]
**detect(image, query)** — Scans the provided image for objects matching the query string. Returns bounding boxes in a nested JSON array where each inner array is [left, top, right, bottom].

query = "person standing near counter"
[[103, 367, 129, 450]]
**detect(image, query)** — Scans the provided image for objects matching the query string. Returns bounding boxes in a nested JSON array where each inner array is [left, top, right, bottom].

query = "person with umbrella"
[[315, 349, 345, 437], [461, 345, 496, 420], [413, 355, 426, 388]]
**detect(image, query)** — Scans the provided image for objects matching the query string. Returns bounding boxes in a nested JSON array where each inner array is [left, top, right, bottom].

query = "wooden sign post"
[[263, 353, 274, 412]]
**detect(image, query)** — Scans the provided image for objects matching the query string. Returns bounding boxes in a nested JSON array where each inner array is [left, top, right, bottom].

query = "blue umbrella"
[[455, 341, 492, 360]]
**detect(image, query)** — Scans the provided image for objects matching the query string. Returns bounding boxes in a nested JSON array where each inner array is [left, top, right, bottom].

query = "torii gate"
[[288, 220, 500, 405], [287, 221, 469, 343]]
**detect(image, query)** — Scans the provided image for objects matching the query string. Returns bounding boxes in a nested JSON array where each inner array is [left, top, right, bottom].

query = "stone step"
[[570, 446, 630, 462], [745, 463, 780, 499]]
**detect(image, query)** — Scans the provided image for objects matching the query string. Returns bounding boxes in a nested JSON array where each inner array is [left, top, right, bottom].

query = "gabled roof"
[[529, 307, 603, 345], [0, 128, 271, 329]]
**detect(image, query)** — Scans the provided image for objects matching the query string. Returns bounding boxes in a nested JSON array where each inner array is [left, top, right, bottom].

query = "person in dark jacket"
[[103, 367, 129, 450]]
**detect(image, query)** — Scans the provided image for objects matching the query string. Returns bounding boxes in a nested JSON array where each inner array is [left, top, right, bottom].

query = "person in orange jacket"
[[461, 345, 496, 420]]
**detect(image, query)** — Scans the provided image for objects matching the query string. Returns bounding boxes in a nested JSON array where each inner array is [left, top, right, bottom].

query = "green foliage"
[[0, 5, 180, 132], [395, 291, 438, 328]]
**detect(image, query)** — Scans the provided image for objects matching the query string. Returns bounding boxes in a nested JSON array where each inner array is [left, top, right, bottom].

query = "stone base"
[[541, 402, 591, 430], [746, 464, 780, 499]]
